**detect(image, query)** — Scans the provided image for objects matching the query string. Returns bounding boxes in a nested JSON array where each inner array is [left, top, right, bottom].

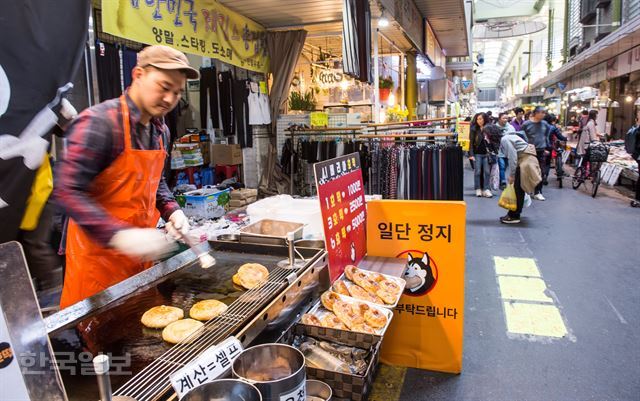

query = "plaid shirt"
[[53, 93, 179, 246]]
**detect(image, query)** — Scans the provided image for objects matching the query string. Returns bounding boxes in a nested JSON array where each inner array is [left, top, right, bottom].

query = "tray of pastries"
[[330, 265, 406, 309], [301, 291, 393, 336]]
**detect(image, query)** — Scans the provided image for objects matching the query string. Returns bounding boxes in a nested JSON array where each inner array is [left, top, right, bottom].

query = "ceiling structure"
[[414, 0, 469, 57], [472, 0, 565, 88], [219, 0, 470, 58], [219, 0, 414, 59]]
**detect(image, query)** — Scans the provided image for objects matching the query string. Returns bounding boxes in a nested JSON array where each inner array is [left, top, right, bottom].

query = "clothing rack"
[[286, 126, 364, 194], [284, 117, 459, 196]]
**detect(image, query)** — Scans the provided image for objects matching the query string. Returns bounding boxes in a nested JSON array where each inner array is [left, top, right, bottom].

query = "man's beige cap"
[[137, 45, 199, 79]]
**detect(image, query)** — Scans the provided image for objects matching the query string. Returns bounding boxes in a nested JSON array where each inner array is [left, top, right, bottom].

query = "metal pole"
[[527, 40, 533, 93], [373, 27, 380, 123], [400, 54, 405, 108], [563, 0, 569, 64], [290, 128, 295, 195], [547, 8, 553, 74]]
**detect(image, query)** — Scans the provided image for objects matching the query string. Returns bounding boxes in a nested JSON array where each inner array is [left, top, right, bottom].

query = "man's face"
[[133, 66, 185, 118], [499, 115, 508, 126], [516, 111, 524, 119], [533, 110, 546, 121]]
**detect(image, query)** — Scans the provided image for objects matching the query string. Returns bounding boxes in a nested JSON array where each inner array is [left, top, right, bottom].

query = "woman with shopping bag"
[[485, 125, 542, 224]]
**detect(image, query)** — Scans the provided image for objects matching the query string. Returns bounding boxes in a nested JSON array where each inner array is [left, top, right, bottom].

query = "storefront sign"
[[102, 0, 269, 73], [570, 62, 606, 90], [424, 20, 437, 65], [607, 45, 640, 79], [314, 68, 348, 89], [460, 80, 474, 94], [314, 153, 367, 282], [367, 200, 466, 373], [170, 336, 243, 398]]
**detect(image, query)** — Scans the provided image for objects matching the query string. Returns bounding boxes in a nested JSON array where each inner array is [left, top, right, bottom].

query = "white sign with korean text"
[[279, 379, 306, 401], [170, 336, 243, 399]]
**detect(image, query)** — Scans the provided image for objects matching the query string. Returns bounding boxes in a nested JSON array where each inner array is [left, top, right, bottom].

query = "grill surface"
[[51, 243, 325, 401]]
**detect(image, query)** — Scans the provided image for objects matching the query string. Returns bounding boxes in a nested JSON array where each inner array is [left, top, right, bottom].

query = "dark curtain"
[[266, 30, 307, 138], [342, 0, 372, 83], [0, 1, 90, 243]]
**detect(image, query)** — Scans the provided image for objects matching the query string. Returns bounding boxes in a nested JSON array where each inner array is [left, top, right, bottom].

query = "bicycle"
[[571, 141, 609, 198], [553, 141, 567, 188], [572, 159, 602, 197]]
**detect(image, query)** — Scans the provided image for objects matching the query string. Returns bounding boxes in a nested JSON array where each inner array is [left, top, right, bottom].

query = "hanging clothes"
[[248, 91, 272, 125], [233, 79, 251, 148], [95, 41, 122, 102], [121, 46, 138, 89], [366, 141, 463, 201], [218, 70, 234, 136], [199, 66, 219, 130]]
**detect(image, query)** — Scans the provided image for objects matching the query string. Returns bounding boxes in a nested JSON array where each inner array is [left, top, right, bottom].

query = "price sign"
[[170, 336, 243, 398], [314, 153, 367, 281]]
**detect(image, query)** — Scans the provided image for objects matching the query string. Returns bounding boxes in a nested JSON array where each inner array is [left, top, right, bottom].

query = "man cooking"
[[54, 46, 199, 309]]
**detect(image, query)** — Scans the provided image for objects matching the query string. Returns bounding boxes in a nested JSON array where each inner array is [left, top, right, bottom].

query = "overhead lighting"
[[378, 11, 389, 28], [625, 95, 634, 103], [610, 100, 620, 108], [635, 97, 640, 106]]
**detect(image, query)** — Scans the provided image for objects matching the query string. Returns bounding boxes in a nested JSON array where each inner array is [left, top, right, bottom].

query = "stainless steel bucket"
[[306, 380, 332, 401], [232, 343, 306, 401], [181, 379, 262, 401]]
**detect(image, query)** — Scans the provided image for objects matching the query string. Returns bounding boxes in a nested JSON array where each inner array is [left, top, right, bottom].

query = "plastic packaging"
[[498, 184, 518, 211]]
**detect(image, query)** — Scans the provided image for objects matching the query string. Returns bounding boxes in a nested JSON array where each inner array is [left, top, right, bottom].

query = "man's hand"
[[508, 176, 515, 185], [468, 156, 475, 161], [165, 210, 190, 241], [109, 228, 177, 261]]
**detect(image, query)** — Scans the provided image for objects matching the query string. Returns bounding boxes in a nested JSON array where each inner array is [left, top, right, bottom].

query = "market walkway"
[[370, 166, 640, 401]]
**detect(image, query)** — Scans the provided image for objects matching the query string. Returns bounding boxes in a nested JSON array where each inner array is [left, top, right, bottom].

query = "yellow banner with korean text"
[[367, 200, 466, 373], [101, 0, 269, 73]]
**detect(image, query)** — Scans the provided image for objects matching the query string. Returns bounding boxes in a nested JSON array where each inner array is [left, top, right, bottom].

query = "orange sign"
[[366, 200, 466, 373]]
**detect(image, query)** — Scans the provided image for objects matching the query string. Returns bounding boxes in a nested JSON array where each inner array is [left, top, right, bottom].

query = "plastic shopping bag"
[[498, 184, 518, 211], [524, 193, 532, 208]]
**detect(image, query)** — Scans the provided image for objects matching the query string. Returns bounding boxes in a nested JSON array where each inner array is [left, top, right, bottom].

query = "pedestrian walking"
[[468, 112, 493, 198], [522, 106, 551, 201], [487, 128, 541, 224], [625, 110, 640, 208]]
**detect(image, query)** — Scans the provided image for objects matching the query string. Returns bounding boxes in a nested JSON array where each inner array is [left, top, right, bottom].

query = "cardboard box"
[[176, 187, 231, 219], [210, 144, 242, 166]]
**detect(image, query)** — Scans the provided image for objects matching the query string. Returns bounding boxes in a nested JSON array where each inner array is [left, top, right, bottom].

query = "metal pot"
[[233, 343, 306, 401], [306, 380, 332, 401], [181, 379, 262, 401]]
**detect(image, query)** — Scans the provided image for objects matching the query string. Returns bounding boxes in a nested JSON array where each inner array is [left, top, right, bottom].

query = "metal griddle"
[[48, 241, 329, 401]]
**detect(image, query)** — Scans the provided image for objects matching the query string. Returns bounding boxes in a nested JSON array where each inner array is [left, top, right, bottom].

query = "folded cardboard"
[[230, 188, 258, 200]]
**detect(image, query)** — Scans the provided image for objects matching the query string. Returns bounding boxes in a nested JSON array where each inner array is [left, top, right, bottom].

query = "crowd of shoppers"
[[465, 103, 640, 223]]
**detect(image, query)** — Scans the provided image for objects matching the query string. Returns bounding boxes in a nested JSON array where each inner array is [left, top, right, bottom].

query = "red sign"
[[314, 153, 367, 282]]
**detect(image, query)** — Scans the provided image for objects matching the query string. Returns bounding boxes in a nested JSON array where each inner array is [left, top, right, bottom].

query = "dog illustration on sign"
[[403, 252, 436, 295]]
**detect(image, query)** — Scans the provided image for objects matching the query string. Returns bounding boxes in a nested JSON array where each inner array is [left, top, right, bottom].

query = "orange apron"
[[60, 96, 166, 309]]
